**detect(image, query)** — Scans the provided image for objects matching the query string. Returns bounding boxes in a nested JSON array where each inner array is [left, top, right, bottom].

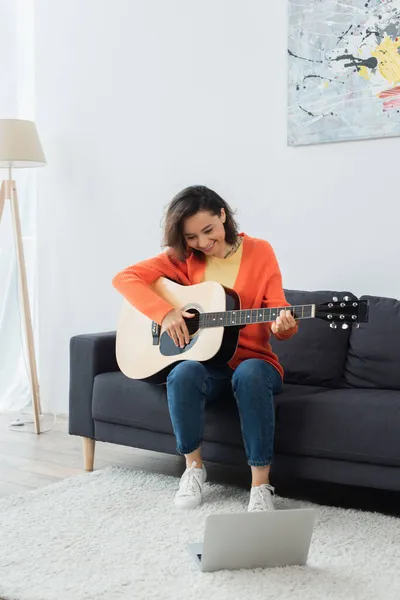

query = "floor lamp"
[[0, 119, 46, 434]]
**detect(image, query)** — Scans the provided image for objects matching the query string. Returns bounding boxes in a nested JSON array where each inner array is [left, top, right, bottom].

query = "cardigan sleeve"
[[112, 251, 189, 325], [261, 241, 298, 341]]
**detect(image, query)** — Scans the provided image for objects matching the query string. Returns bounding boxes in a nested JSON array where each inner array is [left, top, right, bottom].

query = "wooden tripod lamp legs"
[[0, 178, 41, 434]]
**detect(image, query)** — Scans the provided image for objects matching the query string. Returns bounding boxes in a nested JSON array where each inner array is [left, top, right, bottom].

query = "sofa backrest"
[[343, 295, 400, 390], [270, 289, 357, 387]]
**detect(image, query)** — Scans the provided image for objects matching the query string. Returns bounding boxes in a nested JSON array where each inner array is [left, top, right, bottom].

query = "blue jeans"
[[166, 359, 283, 467]]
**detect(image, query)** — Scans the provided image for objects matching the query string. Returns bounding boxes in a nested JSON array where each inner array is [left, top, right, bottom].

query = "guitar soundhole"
[[185, 308, 200, 337], [159, 308, 201, 357]]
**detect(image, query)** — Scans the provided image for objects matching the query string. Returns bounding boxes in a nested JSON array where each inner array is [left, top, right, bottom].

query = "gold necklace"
[[224, 237, 241, 259]]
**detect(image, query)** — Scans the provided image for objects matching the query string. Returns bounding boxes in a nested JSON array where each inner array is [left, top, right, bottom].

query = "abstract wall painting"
[[288, 0, 400, 145]]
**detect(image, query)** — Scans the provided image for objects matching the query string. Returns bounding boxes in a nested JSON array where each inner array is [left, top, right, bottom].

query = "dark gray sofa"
[[69, 290, 400, 496]]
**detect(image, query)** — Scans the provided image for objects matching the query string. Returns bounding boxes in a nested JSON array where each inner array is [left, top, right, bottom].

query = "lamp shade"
[[0, 119, 46, 168]]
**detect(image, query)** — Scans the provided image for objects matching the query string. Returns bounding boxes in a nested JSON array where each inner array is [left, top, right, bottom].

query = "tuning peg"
[[332, 296, 338, 302], [343, 296, 350, 301], [342, 323, 349, 330], [330, 322, 337, 329]]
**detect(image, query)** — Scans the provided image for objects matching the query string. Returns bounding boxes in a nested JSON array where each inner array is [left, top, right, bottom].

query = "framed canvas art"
[[288, 0, 400, 145]]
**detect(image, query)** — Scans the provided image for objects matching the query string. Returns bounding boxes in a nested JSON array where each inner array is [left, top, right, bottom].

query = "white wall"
[[35, 0, 400, 414]]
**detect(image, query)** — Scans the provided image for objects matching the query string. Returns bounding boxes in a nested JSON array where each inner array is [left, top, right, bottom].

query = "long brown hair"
[[163, 185, 239, 261]]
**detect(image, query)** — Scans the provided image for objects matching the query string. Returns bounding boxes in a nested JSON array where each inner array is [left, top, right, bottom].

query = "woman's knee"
[[166, 360, 207, 387], [232, 359, 278, 391]]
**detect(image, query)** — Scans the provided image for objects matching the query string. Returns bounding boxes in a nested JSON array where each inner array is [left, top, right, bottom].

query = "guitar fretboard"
[[198, 304, 315, 329]]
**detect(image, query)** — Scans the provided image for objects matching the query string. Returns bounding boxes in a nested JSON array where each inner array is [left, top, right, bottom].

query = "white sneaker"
[[248, 484, 276, 512], [174, 461, 207, 509]]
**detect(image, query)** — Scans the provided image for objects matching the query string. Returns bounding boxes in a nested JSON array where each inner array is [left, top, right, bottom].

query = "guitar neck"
[[199, 304, 316, 329]]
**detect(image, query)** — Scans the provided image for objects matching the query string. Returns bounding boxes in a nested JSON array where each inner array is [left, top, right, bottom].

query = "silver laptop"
[[187, 508, 317, 572]]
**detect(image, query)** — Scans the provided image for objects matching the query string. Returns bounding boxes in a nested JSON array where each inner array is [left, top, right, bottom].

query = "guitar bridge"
[[151, 321, 161, 346]]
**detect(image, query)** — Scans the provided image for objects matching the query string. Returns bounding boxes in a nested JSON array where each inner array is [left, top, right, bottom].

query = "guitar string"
[[181, 303, 359, 326], [184, 305, 314, 326]]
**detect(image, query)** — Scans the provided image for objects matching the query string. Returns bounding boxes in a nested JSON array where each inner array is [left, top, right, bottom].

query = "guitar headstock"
[[315, 296, 369, 329]]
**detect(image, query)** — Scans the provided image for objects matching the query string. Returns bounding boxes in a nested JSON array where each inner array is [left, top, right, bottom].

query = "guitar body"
[[116, 278, 241, 384]]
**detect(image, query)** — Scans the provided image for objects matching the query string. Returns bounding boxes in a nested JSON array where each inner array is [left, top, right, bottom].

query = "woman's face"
[[183, 210, 227, 258]]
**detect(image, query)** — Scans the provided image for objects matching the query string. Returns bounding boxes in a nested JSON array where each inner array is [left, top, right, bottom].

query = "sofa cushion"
[[93, 373, 171, 433], [274, 388, 400, 467], [343, 295, 400, 390], [93, 372, 400, 467], [92, 373, 325, 448], [270, 290, 355, 387], [92, 372, 243, 446]]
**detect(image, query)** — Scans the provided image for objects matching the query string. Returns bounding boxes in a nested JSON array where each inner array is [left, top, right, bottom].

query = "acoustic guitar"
[[116, 277, 369, 384]]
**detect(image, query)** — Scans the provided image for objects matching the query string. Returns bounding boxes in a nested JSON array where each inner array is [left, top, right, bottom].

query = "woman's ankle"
[[185, 448, 203, 468], [251, 465, 271, 487]]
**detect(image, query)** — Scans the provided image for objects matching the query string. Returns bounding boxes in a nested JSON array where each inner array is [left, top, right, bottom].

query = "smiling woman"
[[163, 186, 239, 260], [112, 185, 298, 513]]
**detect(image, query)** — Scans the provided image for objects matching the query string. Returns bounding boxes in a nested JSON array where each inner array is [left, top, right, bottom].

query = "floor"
[[0, 411, 249, 498], [0, 411, 399, 517]]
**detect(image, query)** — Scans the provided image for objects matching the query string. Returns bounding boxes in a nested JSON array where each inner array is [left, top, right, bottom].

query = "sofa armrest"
[[69, 331, 119, 438]]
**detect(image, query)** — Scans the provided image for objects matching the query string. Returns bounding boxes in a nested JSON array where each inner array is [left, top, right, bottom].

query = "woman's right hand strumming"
[[162, 309, 195, 348]]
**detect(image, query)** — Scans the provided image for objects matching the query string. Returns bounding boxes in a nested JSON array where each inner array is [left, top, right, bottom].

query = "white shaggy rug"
[[0, 467, 399, 600]]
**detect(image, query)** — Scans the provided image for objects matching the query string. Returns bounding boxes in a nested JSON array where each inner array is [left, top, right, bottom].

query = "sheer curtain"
[[0, 0, 37, 413]]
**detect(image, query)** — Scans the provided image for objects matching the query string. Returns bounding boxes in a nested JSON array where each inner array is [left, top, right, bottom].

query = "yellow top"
[[202, 241, 244, 288]]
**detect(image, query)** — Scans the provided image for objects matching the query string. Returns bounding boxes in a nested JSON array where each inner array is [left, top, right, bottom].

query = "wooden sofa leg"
[[82, 437, 95, 472]]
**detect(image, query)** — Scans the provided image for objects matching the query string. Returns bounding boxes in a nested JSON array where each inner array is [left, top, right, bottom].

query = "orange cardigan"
[[112, 233, 298, 380]]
